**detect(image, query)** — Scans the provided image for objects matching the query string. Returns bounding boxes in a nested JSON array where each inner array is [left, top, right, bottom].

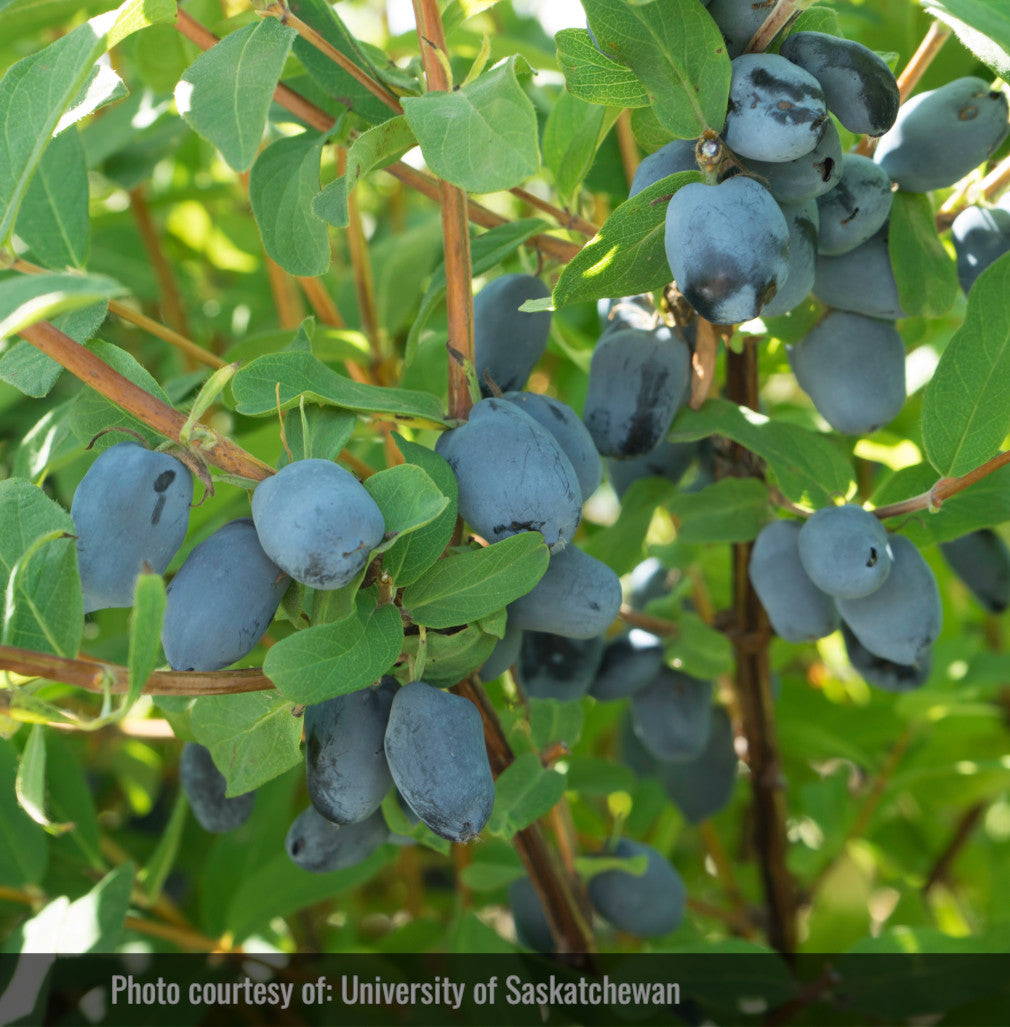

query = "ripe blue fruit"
[[629, 139, 697, 196], [841, 622, 932, 693], [779, 32, 900, 136], [761, 199, 818, 317], [285, 805, 389, 873], [502, 391, 602, 501], [479, 619, 523, 681], [951, 205, 1010, 294], [788, 310, 906, 436], [180, 742, 255, 833], [506, 545, 622, 639], [797, 504, 892, 600], [749, 520, 839, 641], [515, 631, 606, 701], [435, 397, 581, 553], [509, 876, 553, 953], [251, 459, 384, 591], [587, 837, 686, 937], [656, 705, 737, 824], [630, 667, 713, 762], [665, 176, 790, 325], [723, 54, 827, 163], [589, 630, 664, 701], [813, 224, 906, 320], [608, 439, 698, 500], [161, 518, 290, 672], [597, 294, 656, 334], [940, 529, 1010, 614], [71, 441, 193, 613], [473, 274, 551, 395], [383, 681, 495, 843], [304, 677, 399, 825], [583, 324, 691, 457], [815, 155, 893, 256], [874, 78, 1010, 193], [741, 118, 842, 204]]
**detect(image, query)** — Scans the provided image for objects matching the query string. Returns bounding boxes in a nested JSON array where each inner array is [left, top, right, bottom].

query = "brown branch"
[[413, 0, 475, 423], [128, 185, 191, 338], [873, 449, 1010, 520], [0, 644, 274, 696], [454, 677, 598, 962], [263, 252, 306, 330], [297, 275, 345, 328], [174, 7, 585, 264], [744, 0, 800, 55], [725, 340, 797, 956], [340, 147, 383, 363], [857, 21, 951, 157], [17, 320, 275, 481], [922, 802, 986, 896], [510, 186, 598, 238], [618, 604, 679, 636], [614, 110, 639, 192]]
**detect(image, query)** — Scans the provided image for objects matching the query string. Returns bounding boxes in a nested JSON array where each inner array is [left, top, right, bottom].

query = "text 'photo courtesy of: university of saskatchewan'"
[[2, 0, 1010, 1024]]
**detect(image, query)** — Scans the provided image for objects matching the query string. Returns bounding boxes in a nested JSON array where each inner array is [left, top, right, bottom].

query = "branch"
[[744, 0, 801, 55], [873, 449, 1010, 520], [725, 340, 797, 956], [0, 644, 273, 695], [17, 319, 275, 480], [174, 7, 586, 261], [617, 604, 680, 636], [922, 801, 986, 896]]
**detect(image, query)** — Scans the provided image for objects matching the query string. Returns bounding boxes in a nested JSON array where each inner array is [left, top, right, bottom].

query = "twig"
[[340, 147, 383, 363], [297, 275, 345, 328], [725, 340, 797, 956], [618, 604, 680, 636], [809, 727, 914, 896], [857, 21, 951, 156], [10, 257, 226, 369], [413, 0, 475, 423], [17, 320, 275, 480], [698, 820, 761, 939], [744, 0, 800, 55], [873, 450, 1010, 520], [263, 252, 305, 330], [922, 801, 986, 895], [614, 110, 639, 191], [127, 185, 191, 338], [454, 677, 598, 962], [0, 644, 274, 695], [173, 8, 586, 263]]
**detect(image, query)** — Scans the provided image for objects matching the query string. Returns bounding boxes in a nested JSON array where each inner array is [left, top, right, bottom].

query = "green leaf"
[[61, 863, 134, 952], [264, 595, 404, 704], [249, 132, 329, 277], [278, 404, 357, 466], [401, 533, 549, 629], [584, 476, 676, 575], [543, 92, 619, 205], [189, 691, 304, 796], [669, 477, 769, 543], [528, 698, 584, 751], [124, 571, 166, 714], [176, 18, 297, 173], [15, 125, 89, 269], [583, 0, 731, 138], [402, 57, 540, 193], [922, 253, 1010, 476], [487, 752, 566, 837], [0, 478, 82, 658], [669, 397, 854, 506], [920, 0, 1010, 78], [0, 0, 174, 243], [664, 609, 733, 679], [888, 192, 957, 318], [138, 789, 187, 902], [362, 464, 450, 550], [406, 218, 546, 364], [554, 28, 649, 108], [15, 725, 56, 830], [552, 171, 701, 307], [399, 623, 497, 688], [0, 300, 107, 398], [68, 339, 173, 449], [381, 434, 458, 588], [565, 755, 636, 795], [232, 350, 448, 427], [459, 846, 524, 890], [0, 272, 124, 340], [313, 116, 416, 228], [0, 741, 48, 886]]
